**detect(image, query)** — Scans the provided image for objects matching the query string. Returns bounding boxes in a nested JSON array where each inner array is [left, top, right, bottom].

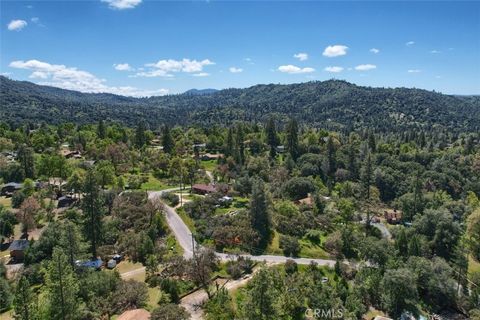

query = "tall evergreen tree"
[[224, 127, 234, 158], [235, 124, 245, 165], [265, 117, 278, 159], [97, 120, 106, 140], [134, 121, 147, 148], [161, 125, 174, 154], [82, 169, 103, 259], [361, 151, 373, 234], [249, 179, 271, 249], [14, 276, 38, 320], [286, 118, 299, 160], [45, 248, 79, 320], [17, 145, 35, 179]]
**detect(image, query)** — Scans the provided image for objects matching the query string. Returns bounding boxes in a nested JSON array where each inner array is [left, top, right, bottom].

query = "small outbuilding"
[[9, 239, 29, 262]]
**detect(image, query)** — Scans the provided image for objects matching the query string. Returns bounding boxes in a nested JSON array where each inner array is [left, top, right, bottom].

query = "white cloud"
[[293, 53, 308, 61], [1, 72, 12, 76], [369, 48, 380, 54], [9, 59, 168, 97], [323, 45, 348, 57], [430, 50, 440, 54], [101, 0, 142, 9], [192, 72, 210, 77], [408, 69, 421, 73], [229, 67, 243, 73], [7, 20, 27, 31], [136, 58, 215, 77], [114, 63, 133, 71], [355, 64, 377, 71], [278, 65, 315, 74], [406, 41, 415, 46], [31, 17, 39, 23], [324, 66, 344, 73]]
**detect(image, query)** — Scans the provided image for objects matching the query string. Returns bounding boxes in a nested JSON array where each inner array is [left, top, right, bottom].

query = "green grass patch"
[[0, 197, 11, 209], [265, 230, 283, 255], [176, 207, 196, 234], [201, 159, 217, 171], [140, 174, 177, 191], [214, 197, 249, 215], [469, 256, 480, 276]]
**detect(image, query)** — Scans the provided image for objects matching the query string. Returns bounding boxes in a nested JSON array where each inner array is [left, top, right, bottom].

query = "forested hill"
[[1, 75, 479, 133]]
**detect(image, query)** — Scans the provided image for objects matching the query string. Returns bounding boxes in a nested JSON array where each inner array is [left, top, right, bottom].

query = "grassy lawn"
[[201, 159, 217, 171], [215, 197, 249, 215], [299, 238, 330, 259], [140, 174, 177, 191], [469, 255, 480, 276], [165, 234, 183, 257], [0, 197, 11, 209], [266, 230, 283, 255], [147, 287, 161, 310], [176, 207, 196, 234]]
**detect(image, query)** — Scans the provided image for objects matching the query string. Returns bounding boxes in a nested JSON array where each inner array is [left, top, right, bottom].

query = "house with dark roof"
[[192, 183, 217, 195], [1, 182, 23, 196], [9, 239, 29, 262]]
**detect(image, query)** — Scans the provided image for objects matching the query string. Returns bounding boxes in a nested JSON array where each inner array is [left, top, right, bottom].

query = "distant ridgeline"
[[1, 76, 479, 133]]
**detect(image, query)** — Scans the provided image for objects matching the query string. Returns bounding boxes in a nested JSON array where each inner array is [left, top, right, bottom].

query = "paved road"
[[148, 190, 336, 267]]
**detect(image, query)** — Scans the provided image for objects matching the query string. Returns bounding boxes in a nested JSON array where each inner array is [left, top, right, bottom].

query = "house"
[[1, 182, 23, 196], [9, 239, 29, 262], [60, 149, 82, 159], [373, 317, 393, 320], [384, 209, 402, 224], [219, 196, 233, 206], [57, 196, 77, 208], [192, 183, 217, 195], [201, 153, 223, 161], [117, 309, 151, 320]]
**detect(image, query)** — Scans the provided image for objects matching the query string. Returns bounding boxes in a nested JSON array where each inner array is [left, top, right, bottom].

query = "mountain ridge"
[[1, 76, 479, 133]]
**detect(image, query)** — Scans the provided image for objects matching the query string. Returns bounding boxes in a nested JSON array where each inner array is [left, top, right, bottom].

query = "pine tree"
[[249, 179, 270, 249], [134, 121, 147, 148], [14, 276, 38, 320], [286, 118, 299, 160], [162, 125, 174, 154], [224, 127, 234, 158], [361, 151, 373, 235], [326, 136, 337, 192], [82, 169, 103, 259], [265, 117, 278, 159], [97, 120, 106, 140], [235, 124, 245, 165], [18, 145, 35, 179], [45, 248, 79, 320]]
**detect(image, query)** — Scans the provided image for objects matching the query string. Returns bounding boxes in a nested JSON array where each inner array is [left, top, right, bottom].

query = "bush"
[[284, 259, 298, 274], [279, 235, 300, 257], [161, 192, 179, 207]]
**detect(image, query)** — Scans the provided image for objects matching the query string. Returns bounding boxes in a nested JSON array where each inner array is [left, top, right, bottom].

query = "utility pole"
[[191, 233, 195, 258]]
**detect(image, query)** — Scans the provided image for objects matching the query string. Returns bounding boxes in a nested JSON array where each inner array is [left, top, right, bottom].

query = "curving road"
[[148, 190, 336, 267]]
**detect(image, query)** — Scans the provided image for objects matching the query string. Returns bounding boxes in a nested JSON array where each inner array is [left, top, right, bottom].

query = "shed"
[[9, 239, 29, 262]]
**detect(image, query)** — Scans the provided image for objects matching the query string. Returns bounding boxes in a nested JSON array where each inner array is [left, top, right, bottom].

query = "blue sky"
[[1, 1, 479, 96]]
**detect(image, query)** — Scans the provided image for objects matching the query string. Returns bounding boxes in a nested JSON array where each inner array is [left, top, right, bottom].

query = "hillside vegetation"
[[1, 76, 479, 133]]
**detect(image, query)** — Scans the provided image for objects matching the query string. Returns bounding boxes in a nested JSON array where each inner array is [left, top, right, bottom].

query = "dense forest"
[[1, 76, 479, 134]]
